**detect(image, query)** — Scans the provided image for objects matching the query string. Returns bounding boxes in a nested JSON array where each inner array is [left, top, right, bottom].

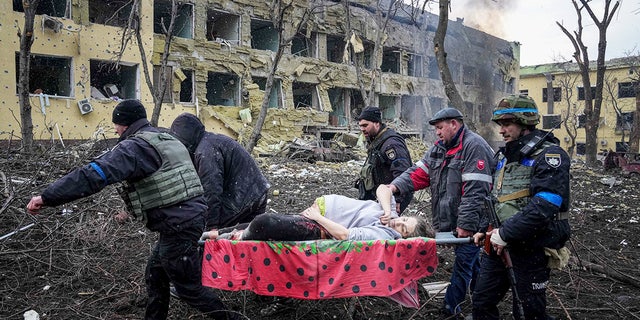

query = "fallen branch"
[[570, 256, 640, 288]]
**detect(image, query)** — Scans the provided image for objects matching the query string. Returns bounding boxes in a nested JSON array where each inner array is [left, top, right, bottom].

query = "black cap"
[[112, 100, 147, 126], [428, 107, 463, 125], [357, 106, 382, 123]]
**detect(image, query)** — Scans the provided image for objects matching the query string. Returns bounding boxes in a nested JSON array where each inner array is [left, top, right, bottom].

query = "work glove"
[[490, 229, 507, 247]]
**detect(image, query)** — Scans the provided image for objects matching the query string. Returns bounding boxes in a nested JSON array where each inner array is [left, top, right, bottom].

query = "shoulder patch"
[[477, 159, 485, 171], [385, 148, 396, 160], [545, 153, 561, 168]]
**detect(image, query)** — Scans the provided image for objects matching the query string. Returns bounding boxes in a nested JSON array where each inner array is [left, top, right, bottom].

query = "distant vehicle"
[[602, 150, 640, 176]]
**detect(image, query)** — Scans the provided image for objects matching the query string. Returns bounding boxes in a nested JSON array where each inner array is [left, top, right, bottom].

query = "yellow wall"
[[519, 64, 637, 154]]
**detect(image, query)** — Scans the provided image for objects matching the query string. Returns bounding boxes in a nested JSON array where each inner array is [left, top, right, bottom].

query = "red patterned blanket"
[[201, 237, 438, 308]]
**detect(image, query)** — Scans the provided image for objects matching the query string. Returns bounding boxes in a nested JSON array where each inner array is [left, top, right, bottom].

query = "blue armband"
[[89, 162, 108, 186], [534, 191, 562, 207]]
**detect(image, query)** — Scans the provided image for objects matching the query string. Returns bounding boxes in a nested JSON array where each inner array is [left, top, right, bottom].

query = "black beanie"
[[112, 100, 147, 126], [357, 106, 382, 123]]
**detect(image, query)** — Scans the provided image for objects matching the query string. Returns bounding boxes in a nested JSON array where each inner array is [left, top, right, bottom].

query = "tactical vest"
[[122, 131, 203, 222], [359, 127, 405, 191], [493, 141, 567, 222]]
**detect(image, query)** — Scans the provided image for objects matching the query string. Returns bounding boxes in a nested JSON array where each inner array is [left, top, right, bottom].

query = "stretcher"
[[199, 232, 471, 309]]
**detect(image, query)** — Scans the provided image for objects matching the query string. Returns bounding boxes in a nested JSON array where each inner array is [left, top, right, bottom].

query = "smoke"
[[455, 0, 516, 38]]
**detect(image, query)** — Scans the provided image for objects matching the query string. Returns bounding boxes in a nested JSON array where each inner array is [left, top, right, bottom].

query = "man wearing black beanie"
[[27, 99, 239, 320], [355, 106, 413, 213]]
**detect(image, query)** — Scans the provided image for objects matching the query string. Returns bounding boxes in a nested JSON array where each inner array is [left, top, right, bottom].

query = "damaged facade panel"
[[1, 0, 518, 150]]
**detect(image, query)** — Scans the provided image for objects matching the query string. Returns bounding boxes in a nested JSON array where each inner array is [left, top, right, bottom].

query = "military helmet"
[[429, 107, 464, 125], [492, 94, 540, 126]]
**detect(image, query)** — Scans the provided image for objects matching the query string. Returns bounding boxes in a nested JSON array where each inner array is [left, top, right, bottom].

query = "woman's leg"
[[242, 213, 322, 241]]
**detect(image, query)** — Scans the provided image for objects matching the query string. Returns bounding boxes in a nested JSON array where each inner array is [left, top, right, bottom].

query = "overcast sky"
[[433, 0, 640, 66]]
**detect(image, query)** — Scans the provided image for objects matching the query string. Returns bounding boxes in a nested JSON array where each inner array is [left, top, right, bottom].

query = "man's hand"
[[379, 209, 391, 225], [472, 232, 485, 246], [27, 196, 44, 214], [489, 228, 507, 255], [455, 227, 473, 238]]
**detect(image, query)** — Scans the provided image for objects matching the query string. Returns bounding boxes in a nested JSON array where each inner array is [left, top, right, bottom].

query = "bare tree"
[[557, 0, 620, 167], [245, 1, 319, 153], [16, 0, 42, 150], [433, 0, 469, 129], [626, 55, 640, 152], [556, 66, 580, 157]]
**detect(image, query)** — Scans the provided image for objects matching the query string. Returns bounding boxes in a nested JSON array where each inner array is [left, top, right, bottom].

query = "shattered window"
[[251, 19, 279, 52], [292, 31, 316, 57], [618, 82, 637, 98], [401, 95, 426, 132], [15, 53, 72, 97], [90, 60, 138, 100], [13, 0, 68, 18], [154, 1, 194, 39], [207, 9, 240, 44], [576, 143, 585, 155], [577, 114, 586, 128], [408, 54, 424, 77], [542, 87, 561, 102], [89, 0, 133, 27], [381, 48, 400, 74], [206, 72, 239, 106], [577, 86, 596, 100], [153, 66, 194, 103], [326, 35, 346, 63], [292, 82, 318, 109], [254, 77, 283, 108], [379, 95, 398, 121], [616, 112, 634, 132], [328, 88, 346, 126], [542, 114, 562, 129], [427, 56, 440, 80]]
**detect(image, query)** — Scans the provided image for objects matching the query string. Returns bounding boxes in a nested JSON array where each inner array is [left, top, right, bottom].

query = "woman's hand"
[[301, 202, 322, 221]]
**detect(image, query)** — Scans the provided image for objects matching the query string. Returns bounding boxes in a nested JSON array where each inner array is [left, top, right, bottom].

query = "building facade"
[[1, 0, 519, 151], [519, 57, 639, 156]]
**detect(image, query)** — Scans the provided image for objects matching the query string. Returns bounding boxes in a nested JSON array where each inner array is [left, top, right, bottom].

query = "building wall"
[[2, 0, 519, 152], [519, 58, 639, 155]]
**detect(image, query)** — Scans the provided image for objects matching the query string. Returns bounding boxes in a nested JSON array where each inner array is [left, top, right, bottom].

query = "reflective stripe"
[[493, 108, 538, 115], [461, 172, 493, 183], [535, 191, 562, 207], [416, 160, 428, 173], [89, 162, 107, 186]]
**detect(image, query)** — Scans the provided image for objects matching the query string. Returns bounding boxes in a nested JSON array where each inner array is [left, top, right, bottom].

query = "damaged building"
[[1, 0, 519, 152]]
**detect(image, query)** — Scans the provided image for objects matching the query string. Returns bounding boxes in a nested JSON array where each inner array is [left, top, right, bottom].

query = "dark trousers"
[[145, 218, 231, 320], [241, 212, 322, 241], [472, 248, 550, 320], [444, 243, 480, 315]]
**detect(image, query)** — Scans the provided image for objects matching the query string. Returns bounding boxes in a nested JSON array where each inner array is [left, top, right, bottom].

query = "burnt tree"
[[557, 0, 620, 167], [16, 0, 42, 150]]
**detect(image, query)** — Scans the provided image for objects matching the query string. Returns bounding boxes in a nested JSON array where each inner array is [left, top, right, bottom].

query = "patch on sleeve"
[[385, 148, 396, 160], [477, 160, 485, 171], [545, 154, 561, 168]]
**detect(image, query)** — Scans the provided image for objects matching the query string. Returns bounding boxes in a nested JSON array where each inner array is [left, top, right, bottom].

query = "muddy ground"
[[1, 140, 639, 320]]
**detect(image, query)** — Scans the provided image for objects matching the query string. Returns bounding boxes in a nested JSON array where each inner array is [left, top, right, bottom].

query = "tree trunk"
[[433, 0, 470, 130], [17, 0, 41, 150], [629, 85, 640, 153]]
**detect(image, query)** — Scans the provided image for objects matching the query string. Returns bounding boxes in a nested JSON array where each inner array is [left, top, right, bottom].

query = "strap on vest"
[[497, 189, 530, 202], [556, 211, 569, 220]]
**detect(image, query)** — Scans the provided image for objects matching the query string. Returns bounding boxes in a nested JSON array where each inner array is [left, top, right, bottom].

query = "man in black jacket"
[[170, 113, 270, 231], [356, 106, 413, 213], [27, 100, 237, 320]]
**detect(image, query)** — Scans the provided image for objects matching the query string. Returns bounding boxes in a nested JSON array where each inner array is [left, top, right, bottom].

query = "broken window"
[[616, 141, 630, 152], [154, 1, 193, 39], [379, 95, 398, 121], [616, 112, 634, 132], [328, 88, 346, 126], [292, 31, 316, 57], [429, 97, 443, 111], [542, 87, 561, 102], [576, 142, 585, 155], [326, 35, 346, 63], [577, 114, 586, 128], [152, 66, 194, 103], [206, 9, 240, 44], [408, 54, 424, 77], [15, 53, 72, 97], [618, 82, 637, 98], [254, 77, 283, 108], [89, 0, 133, 27], [292, 82, 318, 109], [401, 95, 426, 132], [13, 0, 68, 17], [542, 114, 562, 129], [206, 72, 239, 106], [462, 65, 476, 85], [90, 60, 138, 100], [577, 86, 596, 100], [251, 19, 279, 52], [427, 56, 440, 80], [381, 48, 400, 74]]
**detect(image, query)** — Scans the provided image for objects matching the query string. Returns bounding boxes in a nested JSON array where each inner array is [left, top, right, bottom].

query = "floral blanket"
[[201, 237, 438, 308]]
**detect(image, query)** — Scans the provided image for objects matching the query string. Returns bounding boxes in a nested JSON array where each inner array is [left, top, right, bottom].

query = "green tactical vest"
[[492, 141, 555, 223], [359, 127, 404, 191], [123, 131, 203, 222]]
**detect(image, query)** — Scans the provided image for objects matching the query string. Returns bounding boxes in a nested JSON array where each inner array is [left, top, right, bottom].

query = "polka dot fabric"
[[201, 238, 438, 308]]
